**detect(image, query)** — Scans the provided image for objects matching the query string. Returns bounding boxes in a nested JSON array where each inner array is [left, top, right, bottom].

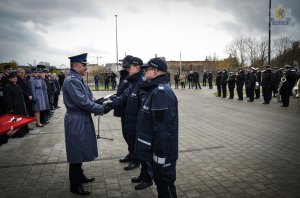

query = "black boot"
[[71, 185, 91, 195]]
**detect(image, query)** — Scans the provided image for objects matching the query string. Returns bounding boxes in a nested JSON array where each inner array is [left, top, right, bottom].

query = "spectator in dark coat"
[[58, 71, 66, 91], [17, 68, 33, 117], [3, 71, 29, 137]]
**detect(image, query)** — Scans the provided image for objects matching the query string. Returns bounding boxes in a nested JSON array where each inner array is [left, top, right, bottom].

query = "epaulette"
[[158, 84, 165, 90]]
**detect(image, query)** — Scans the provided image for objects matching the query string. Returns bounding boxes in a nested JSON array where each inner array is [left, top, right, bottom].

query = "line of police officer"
[[100, 56, 178, 197], [216, 65, 299, 107]]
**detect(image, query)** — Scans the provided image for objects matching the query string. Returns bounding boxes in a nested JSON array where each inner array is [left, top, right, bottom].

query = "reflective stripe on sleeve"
[[137, 138, 151, 146], [153, 154, 166, 164]]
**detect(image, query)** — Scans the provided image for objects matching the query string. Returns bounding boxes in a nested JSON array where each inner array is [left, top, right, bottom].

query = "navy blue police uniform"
[[216, 71, 222, 97], [136, 58, 178, 198], [106, 57, 144, 170], [236, 69, 245, 100], [113, 55, 132, 162], [261, 66, 272, 104]]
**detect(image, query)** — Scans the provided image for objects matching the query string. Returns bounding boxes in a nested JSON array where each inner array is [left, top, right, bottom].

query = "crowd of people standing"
[[0, 64, 64, 145], [215, 65, 299, 107]]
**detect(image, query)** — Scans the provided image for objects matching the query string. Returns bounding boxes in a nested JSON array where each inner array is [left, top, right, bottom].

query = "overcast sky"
[[0, 0, 299, 67]]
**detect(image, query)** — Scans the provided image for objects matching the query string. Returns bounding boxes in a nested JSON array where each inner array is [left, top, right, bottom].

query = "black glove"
[[94, 97, 105, 105], [104, 106, 112, 114]]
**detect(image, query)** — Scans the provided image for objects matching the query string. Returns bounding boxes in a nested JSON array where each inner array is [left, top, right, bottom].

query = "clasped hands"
[[94, 94, 117, 114]]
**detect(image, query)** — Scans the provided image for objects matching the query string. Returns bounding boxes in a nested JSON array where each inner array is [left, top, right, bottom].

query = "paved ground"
[[0, 86, 299, 198]]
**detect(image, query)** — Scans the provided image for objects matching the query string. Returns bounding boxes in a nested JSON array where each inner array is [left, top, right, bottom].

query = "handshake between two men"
[[94, 94, 117, 114]]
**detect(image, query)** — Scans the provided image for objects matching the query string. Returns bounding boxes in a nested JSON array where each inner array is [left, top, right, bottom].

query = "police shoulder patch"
[[158, 84, 164, 90]]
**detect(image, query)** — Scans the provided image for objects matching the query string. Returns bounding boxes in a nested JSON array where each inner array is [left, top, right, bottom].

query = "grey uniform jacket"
[[62, 69, 104, 163]]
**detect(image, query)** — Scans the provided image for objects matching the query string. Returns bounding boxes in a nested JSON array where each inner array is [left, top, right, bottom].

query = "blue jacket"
[[63, 69, 104, 163], [29, 76, 47, 112], [112, 71, 144, 135], [135, 75, 178, 166]]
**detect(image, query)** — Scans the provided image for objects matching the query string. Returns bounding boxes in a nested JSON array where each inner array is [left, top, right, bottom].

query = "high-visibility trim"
[[137, 138, 151, 146], [153, 154, 166, 164]]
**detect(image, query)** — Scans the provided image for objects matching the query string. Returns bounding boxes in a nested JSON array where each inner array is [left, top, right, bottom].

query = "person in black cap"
[[227, 72, 236, 99], [63, 53, 105, 195], [216, 69, 222, 97], [3, 71, 29, 137], [271, 67, 280, 97], [261, 65, 273, 104], [279, 65, 293, 107], [103, 56, 144, 172], [221, 68, 228, 98], [247, 67, 257, 102], [255, 69, 261, 99], [236, 67, 245, 100], [114, 55, 132, 163], [135, 57, 178, 197]]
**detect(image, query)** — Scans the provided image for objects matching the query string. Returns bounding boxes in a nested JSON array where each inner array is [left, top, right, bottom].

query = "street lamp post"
[[268, 0, 272, 65], [115, 14, 119, 72]]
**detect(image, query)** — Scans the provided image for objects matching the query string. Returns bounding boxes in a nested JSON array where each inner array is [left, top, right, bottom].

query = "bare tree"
[[257, 36, 269, 67], [245, 36, 257, 67], [225, 36, 247, 67], [272, 37, 292, 57]]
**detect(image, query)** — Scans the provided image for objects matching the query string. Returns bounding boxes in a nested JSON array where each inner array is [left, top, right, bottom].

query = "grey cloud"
[[0, 0, 106, 64], [210, 0, 300, 37]]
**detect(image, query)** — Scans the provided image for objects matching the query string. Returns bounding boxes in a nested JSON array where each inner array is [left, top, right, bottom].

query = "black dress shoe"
[[124, 163, 140, 171], [71, 186, 91, 195], [119, 155, 130, 163], [36, 124, 44, 127], [131, 176, 143, 183], [28, 128, 34, 131], [262, 102, 269, 104], [81, 177, 95, 183], [135, 181, 153, 190]]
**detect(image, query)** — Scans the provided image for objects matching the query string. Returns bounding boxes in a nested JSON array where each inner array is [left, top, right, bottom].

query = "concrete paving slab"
[[0, 86, 299, 198]]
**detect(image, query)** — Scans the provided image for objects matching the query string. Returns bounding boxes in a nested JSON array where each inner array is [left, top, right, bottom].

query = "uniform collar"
[[140, 74, 168, 92], [127, 70, 143, 83], [69, 68, 83, 81]]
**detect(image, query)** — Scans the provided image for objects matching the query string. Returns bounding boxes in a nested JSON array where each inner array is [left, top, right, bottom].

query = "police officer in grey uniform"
[[136, 58, 178, 198], [63, 53, 105, 195]]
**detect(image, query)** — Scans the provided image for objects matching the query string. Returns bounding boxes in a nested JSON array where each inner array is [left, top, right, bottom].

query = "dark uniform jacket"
[[3, 82, 27, 115], [112, 71, 144, 135], [113, 70, 129, 117], [227, 75, 236, 89], [221, 72, 228, 85], [247, 73, 257, 88], [63, 69, 104, 163], [261, 70, 272, 88], [216, 72, 222, 85], [236, 71, 245, 87], [135, 75, 178, 165]]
